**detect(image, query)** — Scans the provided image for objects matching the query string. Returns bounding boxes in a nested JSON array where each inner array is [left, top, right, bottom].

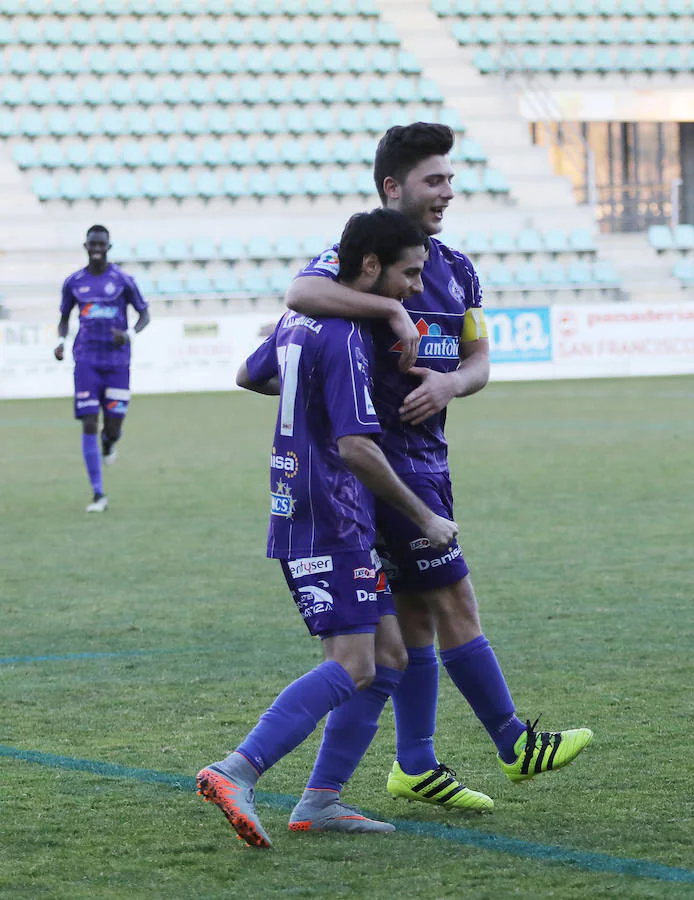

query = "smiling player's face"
[[84, 232, 110, 268], [387, 155, 455, 236], [371, 245, 426, 301]]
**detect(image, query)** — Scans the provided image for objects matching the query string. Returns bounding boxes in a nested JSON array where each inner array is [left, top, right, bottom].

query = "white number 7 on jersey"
[[276, 342, 302, 437]]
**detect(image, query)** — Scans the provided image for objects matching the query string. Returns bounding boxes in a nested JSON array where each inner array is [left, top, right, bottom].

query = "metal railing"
[[574, 182, 680, 233]]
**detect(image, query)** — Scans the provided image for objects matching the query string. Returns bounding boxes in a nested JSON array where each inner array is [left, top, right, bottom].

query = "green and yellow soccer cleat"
[[387, 762, 494, 812], [498, 718, 594, 784]]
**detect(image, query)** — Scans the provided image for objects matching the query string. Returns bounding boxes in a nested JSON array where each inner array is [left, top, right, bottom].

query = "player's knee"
[[376, 641, 409, 672], [104, 416, 122, 442], [81, 415, 98, 435], [340, 658, 376, 691]]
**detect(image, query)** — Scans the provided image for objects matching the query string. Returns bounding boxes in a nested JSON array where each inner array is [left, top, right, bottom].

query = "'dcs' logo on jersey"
[[390, 318, 459, 360], [448, 277, 465, 304]]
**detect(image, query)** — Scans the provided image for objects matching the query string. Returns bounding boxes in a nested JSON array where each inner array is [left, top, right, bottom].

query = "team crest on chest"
[[104, 281, 116, 295], [448, 277, 465, 304]]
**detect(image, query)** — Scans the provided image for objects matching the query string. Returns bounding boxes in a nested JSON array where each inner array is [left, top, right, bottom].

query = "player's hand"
[[420, 513, 458, 550], [399, 367, 456, 425], [111, 328, 130, 347], [388, 305, 421, 373], [53, 343, 64, 361]]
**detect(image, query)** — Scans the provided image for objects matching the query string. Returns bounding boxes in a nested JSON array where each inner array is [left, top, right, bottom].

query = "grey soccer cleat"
[[288, 790, 395, 834]]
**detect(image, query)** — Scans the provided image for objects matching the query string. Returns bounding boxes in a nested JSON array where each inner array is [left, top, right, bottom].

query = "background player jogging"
[[54, 225, 150, 512], [287, 122, 593, 809], [196, 209, 461, 849]]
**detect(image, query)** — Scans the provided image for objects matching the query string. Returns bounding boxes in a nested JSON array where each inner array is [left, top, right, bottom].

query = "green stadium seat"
[[0, 112, 17, 138], [515, 263, 541, 286], [592, 260, 621, 285], [185, 273, 214, 296], [141, 172, 166, 201], [248, 171, 275, 198], [167, 172, 193, 200], [540, 262, 567, 285], [455, 168, 482, 194], [219, 236, 244, 260], [84, 172, 112, 201], [672, 259, 694, 283], [240, 269, 270, 296], [34, 50, 61, 76], [196, 171, 222, 200], [188, 78, 213, 106], [516, 228, 543, 254], [12, 143, 37, 168], [226, 140, 252, 167], [567, 261, 593, 285], [303, 170, 330, 197], [157, 274, 185, 296], [486, 263, 514, 288], [213, 272, 240, 295], [667, 0, 688, 14], [473, 49, 500, 74], [568, 228, 597, 253], [33, 173, 58, 201], [93, 143, 119, 168], [484, 169, 510, 193], [114, 172, 141, 202], [647, 225, 673, 251], [66, 142, 91, 169], [543, 229, 569, 253], [120, 142, 146, 169], [673, 224, 694, 251], [306, 139, 330, 165], [462, 232, 490, 254], [161, 238, 190, 262], [222, 171, 247, 199]]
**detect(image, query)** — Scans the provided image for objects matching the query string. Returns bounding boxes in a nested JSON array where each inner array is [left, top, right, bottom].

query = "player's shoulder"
[[430, 236, 477, 273], [63, 266, 88, 287], [109, 262, 135, 284]]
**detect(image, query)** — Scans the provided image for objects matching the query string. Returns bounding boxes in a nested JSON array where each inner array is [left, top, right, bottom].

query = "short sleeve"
[[294, 244, 340, 282], [319, 322, 381, 440], [60, 278, 75, 316], [123, 273, 148, 312], [246, 325, 279, 384]]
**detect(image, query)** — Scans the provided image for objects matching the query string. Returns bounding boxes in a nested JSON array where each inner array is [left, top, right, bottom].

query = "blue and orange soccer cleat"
[[196, 765, 272, 849], [289, 790, 394, 834]]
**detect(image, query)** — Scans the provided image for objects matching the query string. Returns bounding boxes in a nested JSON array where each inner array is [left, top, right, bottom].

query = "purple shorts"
[[375, 471, 470, 593], [74, 361, 130, 420], [280, 548, 395, 638]]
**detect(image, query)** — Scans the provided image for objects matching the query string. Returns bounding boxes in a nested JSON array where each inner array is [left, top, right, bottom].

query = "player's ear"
[[382, 176, 400, 201], [362, 252, 380, 277]]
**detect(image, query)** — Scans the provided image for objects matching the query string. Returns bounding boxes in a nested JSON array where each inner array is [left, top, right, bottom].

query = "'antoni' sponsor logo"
[[390, 318, 459, 359], [409, 537, 431, 551], [353, 567, 375, 579]]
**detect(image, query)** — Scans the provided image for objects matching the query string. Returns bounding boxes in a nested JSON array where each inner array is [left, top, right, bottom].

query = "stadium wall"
[[2, 303, 694, 400]]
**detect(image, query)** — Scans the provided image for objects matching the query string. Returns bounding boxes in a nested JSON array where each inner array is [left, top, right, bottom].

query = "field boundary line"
[[1, 744, 692, 884]]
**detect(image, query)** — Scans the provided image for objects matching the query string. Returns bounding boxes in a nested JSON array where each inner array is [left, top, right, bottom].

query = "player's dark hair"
[[86, 224, 110, 239], [373, 122, 455, 203], [337, 208, 429, 282]]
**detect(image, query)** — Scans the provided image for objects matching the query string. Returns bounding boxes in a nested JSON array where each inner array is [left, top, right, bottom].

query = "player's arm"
[[399, 308, 490, 427], [113, 277, 151, 346], [337, 434, 457, 550], [236, 361, 280, 396], [286, 275, 420, 373], [54, 314, 70, 361]]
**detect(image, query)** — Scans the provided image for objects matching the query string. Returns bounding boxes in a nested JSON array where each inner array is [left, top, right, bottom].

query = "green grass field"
[[1, 377, 693, 899]]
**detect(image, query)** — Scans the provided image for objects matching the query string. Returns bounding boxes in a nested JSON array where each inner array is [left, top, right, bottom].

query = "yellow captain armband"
[[461, 307, 488, 343]]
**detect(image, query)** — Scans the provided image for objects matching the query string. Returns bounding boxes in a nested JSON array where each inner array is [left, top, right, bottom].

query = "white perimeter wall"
[[2, 303, 694, 401]]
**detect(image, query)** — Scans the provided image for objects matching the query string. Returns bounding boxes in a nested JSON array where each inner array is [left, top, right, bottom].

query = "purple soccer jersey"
[[245, 311, 382, 560], [60, 263, 147, 368], [295, 238, 483, 475]]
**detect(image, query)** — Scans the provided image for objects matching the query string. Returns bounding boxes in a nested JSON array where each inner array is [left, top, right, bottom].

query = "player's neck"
[[87, 261, 109, 276]]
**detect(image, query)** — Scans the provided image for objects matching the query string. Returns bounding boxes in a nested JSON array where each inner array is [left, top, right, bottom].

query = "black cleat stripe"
[[546, 732, 562, 770], [411, 771, 444, 793], [533, 733, 552, 774], [423, 777, 455, 798], [437, 785, 465, 805]]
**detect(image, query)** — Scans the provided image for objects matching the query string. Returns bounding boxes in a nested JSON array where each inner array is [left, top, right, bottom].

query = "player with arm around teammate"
[[286, 123, 593, 808], [196, 209, 470, 849], [54, 225, 150, 512]]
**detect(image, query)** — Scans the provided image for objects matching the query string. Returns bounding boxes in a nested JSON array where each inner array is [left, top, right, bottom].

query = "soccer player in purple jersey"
[[196, 210, 473, 849], [54, 225, 150, 512], [286, 123, 593, 806]]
